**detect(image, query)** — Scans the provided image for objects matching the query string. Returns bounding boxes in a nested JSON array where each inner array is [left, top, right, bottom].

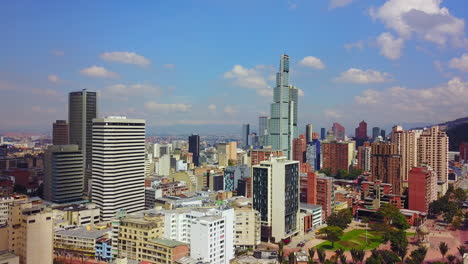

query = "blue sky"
[[1, 0, 468, 135]]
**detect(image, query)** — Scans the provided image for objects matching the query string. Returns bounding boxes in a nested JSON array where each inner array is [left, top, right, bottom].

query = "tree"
[[318, 226, 343, 248], [319, 168, 332, 176], [377, 204, 410, 230], [326, 209, 353, 229], [389, 229, 408, 259], [366, 250, 400, 264], [289, 252, 295, 264], [317, 248, 326, 263], [453, 188, 467, 203], [443, 201, 460, 223], [439, 242, 449, 260], [405, 246, 428, 264], [308, 248, 316, 262], [278, 241, 284, 263], [447, 254, 457, 264], [458, 245, 466, 257], [452, 216, 462, 229], [350, 248, 365, 264]]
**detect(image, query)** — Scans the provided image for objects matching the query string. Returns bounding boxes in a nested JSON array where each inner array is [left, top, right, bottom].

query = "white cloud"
[[223, 64, 274, 97], [144, 101, 192, 113], [344, 40, 364, 51], [377, 32, 404, 60], [164, 64, 176, 69], [449, 53, 468, 73], [299, 56, 325, 70], [330, 0, 353, 9], [224, 105, 236, 114], [105, 83, 160, 95], [52, 50, 65, 56], [208, 104, 217, 111], [335, 68, 391, 84], [48, 74, 60, 84], [100, 51, 150, 66], [80, 66, 118, 78], [325, 110, 342, 119], [370, 0, 467, 53], [351, 78, 468, 122]]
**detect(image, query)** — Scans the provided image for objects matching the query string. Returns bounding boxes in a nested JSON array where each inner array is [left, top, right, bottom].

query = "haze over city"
[[1, 0, 468, 134]]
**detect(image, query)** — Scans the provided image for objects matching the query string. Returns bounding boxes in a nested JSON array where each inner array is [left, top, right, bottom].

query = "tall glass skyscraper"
[[241, 124, 250, 149], [258, 116, 268, 146], [267, 54, 298, 159]]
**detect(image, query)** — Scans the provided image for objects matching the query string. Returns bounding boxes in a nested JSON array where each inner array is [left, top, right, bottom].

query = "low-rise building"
[[231, 198, 260, 248], [52, 202, 100, 228], [54, 224, 112, 258]]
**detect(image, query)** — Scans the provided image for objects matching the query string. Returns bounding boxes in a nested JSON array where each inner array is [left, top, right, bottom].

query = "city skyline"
[[1, 1, 468, 135]]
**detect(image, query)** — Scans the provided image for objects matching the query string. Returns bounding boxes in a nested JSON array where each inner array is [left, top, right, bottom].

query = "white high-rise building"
[[91, 117, 146, 220], [162, 207, 235, 264], [267, 54, 298, 159]]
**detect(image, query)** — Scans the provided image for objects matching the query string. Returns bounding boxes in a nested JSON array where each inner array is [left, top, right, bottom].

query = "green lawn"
[[315, 229, 384, 251]]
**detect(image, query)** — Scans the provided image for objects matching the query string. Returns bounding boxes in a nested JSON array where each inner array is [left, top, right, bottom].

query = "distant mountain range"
[[411, 116, 468, 151]]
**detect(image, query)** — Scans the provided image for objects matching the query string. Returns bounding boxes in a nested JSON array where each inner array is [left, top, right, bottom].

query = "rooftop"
[[55, 226, 111, 239], [151, 237, 187, 248], [0, 251, 18, 261]]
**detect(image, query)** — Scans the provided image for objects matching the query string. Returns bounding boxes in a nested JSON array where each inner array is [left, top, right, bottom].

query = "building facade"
[[267, 54, 298, 159], [408, 166, 437, 213], [370, 142, 402, 195], [91, 117, 146, 220], [306, 139, 321, 171], [52, 120, 69, 145], [188, 134, 200, 167], [44, 145, 84, 203], [332, 123, 345, 141], [253, 157, 299, 242]]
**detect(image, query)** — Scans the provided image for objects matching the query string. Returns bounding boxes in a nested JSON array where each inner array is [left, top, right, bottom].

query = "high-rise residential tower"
[[355, 120, 368, 141], [52, 120, 69, 145], [69, 89, 97, 194], [306, 124, 313, 143], [259, 116, 268, 146], [188, 134, 200, 166], [332, 123, 345, 141], [253, 157, 299, 242], [267, 54, 298, 159], [44, 145, 83, 203], [370, 142, 402, 194], [417, 126, 449, 193], [391, 125, 420, 184], [241, 124, 250, 149], [91, 117, 145, 220]]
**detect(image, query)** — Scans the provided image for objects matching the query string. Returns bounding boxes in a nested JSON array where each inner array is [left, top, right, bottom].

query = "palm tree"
[[458, 245, 466, 257], [317, 248, 326, 263], [407, 246, 428, 264], [447, 254, 457, 264], [439, 242, 449, 260], [308, 248, 316, 262], [278, 241, 284, 263], [350, 248, 365, 264], [339, 254, 347, 264]]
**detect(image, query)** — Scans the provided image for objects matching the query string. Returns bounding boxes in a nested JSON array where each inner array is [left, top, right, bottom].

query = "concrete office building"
[[44, 145, 84, 203], [241, 124, 250, 150], [305, 124, 313, 143], [417, 126, 449, 193], [52, 120, 69, 145], [253, 157, 299, 242], [372, 127, 381, 141], [259, 116, 268, 146], [267, 54, 298, 159], [8, 201, 53, 264], [91, 117, 146, 220], [320, 128, 326, 140], [188, 134, 200, 167], [69, 89, 97, 195], [357, 142, 372, 172]]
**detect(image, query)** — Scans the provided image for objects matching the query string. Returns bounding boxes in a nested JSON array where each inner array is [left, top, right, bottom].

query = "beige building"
[[52, 203, 100, 228], [417, 126, 449, 194], [231, 198, 260, 248], [391, 125, 420, 185], [54, 224, 111, 258], [118, 212, 165, 261], [0, 197, 14, 225], [8, 202, 53, 264], [0, 252, 19, 264]]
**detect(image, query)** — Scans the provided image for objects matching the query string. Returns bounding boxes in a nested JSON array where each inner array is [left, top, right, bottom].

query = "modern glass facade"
[[267, 54, 298, 159]]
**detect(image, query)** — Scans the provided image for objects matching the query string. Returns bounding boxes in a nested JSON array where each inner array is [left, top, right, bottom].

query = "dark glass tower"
[[69, 89, 97, 195], [188, 134, 200, 166]]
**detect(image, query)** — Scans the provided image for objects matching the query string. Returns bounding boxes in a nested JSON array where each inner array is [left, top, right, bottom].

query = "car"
[[297, 242, 305, 247]]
